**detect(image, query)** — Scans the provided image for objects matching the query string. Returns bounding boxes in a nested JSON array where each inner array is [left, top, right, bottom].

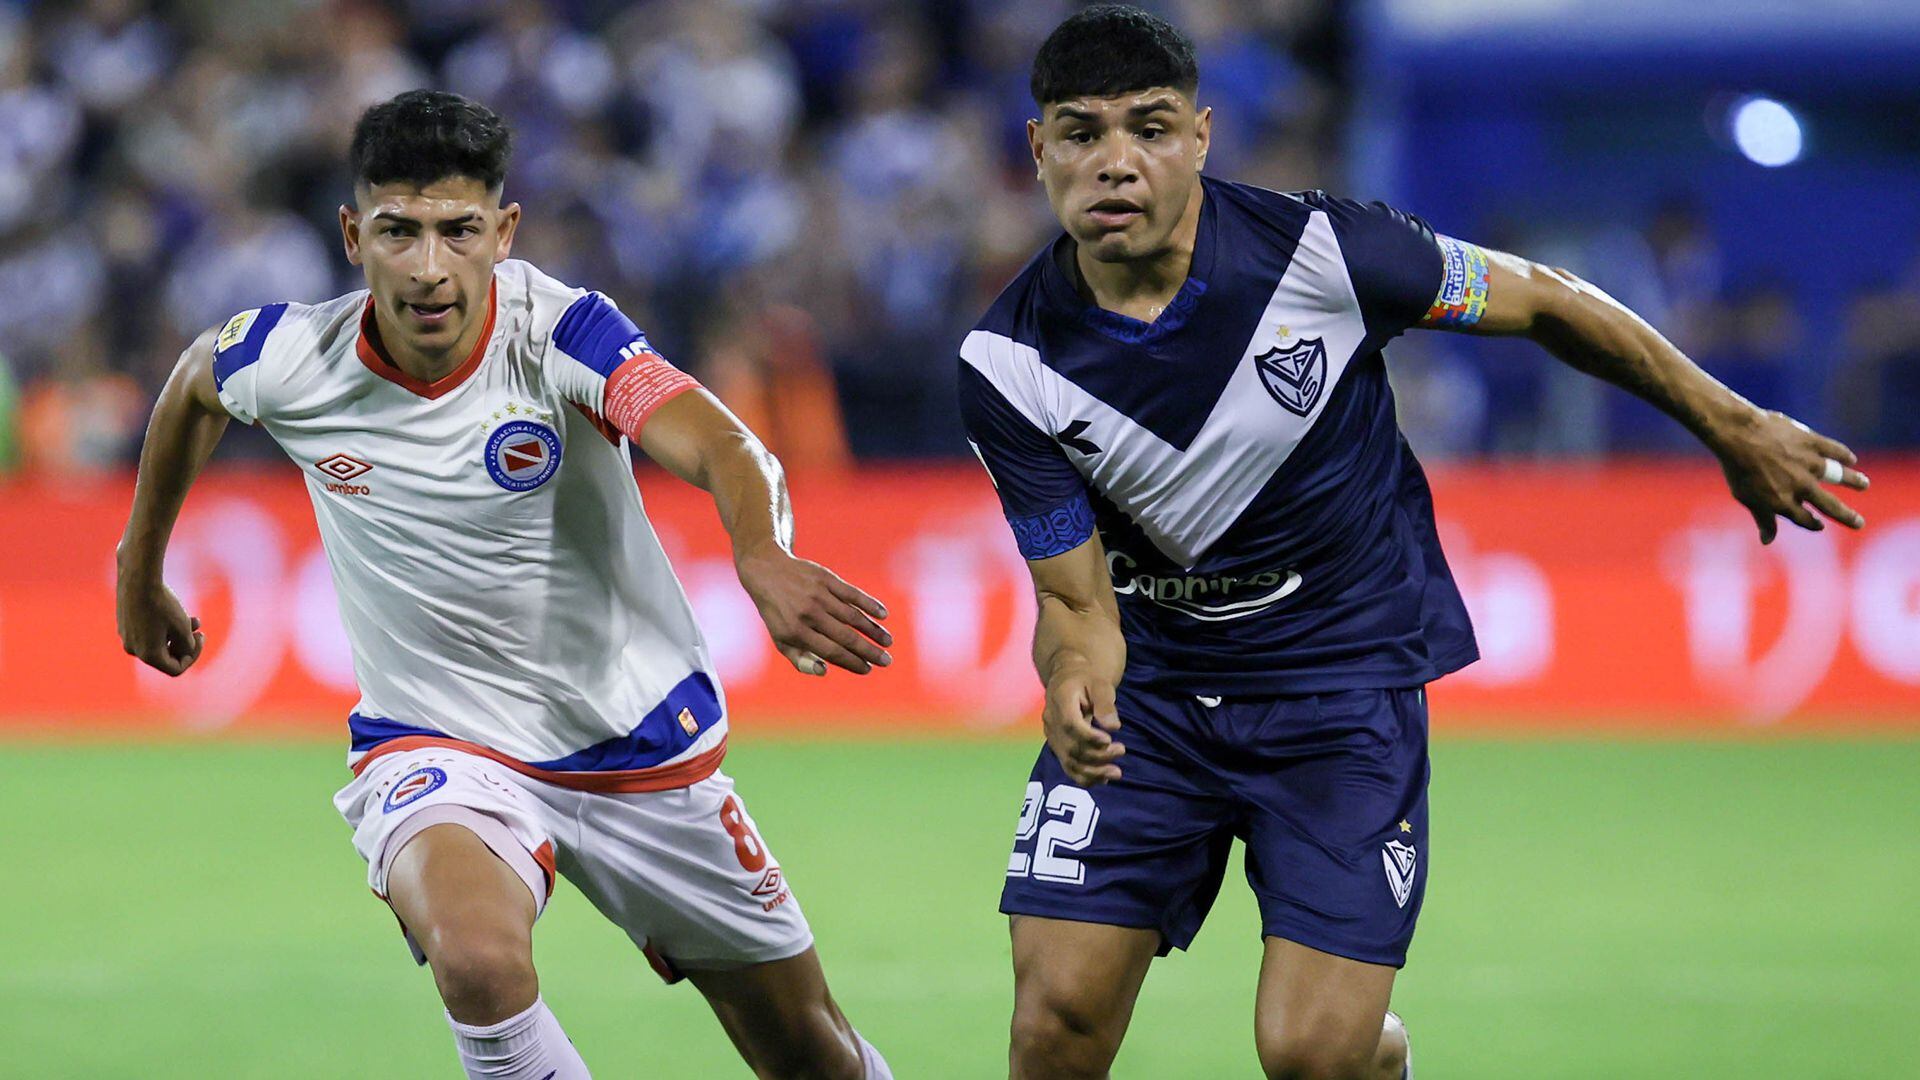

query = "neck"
[[370, 291, 492, 383], [1073, 188, 1204, 322]]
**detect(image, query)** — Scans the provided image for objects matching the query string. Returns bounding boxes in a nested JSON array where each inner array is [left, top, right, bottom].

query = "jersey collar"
[[356, 279, 499, 399]]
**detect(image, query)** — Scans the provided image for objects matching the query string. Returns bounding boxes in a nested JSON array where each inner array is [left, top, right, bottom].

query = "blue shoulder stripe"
[[551, 292, 653, 378], [210, 303, 288, 390]]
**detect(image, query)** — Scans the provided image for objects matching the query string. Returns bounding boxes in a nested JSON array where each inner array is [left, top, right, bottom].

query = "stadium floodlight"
[[1730, 95, 1804, 167]]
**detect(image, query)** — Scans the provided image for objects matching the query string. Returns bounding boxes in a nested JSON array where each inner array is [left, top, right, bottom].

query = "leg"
[[1008, 915, 1160, 1080], [386, 821, 539, 1024], [553, 772, 883, 1078], [1224, 688, 1430, 1080], [686, 947, 880, 1080], [1253, 937, 1406, 1080], [337, 750, 582, 1078]]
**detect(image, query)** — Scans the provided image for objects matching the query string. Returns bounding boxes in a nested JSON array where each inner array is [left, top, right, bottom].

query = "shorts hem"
[[657, 931, 816, 974], [1258, 920, 1409, 969], [999, 898, 1181, 952]]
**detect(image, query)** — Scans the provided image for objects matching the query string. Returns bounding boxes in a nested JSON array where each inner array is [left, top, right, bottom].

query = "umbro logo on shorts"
[[1382, 839, 1417, 909]]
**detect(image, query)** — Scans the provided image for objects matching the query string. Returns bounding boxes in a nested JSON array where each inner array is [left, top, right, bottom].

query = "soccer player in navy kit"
[[959, 7, 1871, 1079]]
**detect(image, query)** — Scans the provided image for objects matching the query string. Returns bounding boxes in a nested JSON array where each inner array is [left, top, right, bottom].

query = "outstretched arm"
[[1026, 535, 1128, 787], [1424, 242, 1869, 543], [637, 389, 892, 676], [116, 327, 229, 675]]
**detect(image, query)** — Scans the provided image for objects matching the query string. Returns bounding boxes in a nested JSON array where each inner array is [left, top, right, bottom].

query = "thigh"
[[557, 770, 815, 977], [1010, 914, 1160, 1016], [1254, 936, 1397, 1073], [1001, 687, 1237, 954], [1232, 687, 1429, 968], [334, 747, 558, 963]]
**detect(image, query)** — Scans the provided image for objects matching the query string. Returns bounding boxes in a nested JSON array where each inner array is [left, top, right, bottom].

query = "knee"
[[741, 1005, 863, 1080], [1010, 990, 1123, 1079], [424, 924, 538, 1024], [1257, 1016, 1393, 1080]]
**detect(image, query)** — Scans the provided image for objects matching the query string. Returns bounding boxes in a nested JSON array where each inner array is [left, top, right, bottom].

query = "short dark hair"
[[1030, 4, 1198, 107], [349, 90, 512, 194]]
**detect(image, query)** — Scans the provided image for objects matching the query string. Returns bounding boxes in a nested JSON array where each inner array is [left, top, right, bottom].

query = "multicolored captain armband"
[[1424, 234, 1491, 328]]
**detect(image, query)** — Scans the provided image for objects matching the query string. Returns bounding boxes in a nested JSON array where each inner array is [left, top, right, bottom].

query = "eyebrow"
[[1052, 97, 1182, 123], [370, 211, 481, 228]]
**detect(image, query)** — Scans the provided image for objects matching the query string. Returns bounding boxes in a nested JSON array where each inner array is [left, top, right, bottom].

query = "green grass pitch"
[[3, 733, 1915, 1077]]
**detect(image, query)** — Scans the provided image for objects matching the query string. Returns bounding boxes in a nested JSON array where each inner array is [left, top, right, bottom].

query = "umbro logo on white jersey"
[[315, 453, 372, 495]]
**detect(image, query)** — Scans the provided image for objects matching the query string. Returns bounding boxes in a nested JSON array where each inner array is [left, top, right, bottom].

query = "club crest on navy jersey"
[[1255, 336, 1327, 417]]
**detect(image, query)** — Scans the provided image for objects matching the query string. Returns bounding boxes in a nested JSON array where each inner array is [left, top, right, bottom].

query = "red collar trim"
[[356, 280, 498, 399]]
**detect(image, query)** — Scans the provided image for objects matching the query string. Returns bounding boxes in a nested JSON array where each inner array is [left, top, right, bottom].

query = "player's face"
[[1029, 89, 1211, 264], [341, 177, 520, 355]]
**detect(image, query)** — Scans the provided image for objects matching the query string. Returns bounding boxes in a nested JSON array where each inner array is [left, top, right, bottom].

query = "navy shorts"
[[999, 684, 1429, 967]]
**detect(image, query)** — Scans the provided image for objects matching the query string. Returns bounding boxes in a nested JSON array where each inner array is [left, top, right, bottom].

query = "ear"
[[1194, 106, 1212, 172], [1027, 117, 1045, 180], [495, 202, 520, 261], [339, 205, 362, 266]]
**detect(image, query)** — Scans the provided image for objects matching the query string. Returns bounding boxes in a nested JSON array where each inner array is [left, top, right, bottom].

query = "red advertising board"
[[2, 461, 1916, 735]]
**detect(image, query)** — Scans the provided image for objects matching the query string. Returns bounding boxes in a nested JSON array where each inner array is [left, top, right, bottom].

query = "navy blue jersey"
[[958, 178, 1478, 694]]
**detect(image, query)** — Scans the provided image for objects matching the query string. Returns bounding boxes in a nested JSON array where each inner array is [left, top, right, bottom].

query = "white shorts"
[[334, 746, 812, 978]]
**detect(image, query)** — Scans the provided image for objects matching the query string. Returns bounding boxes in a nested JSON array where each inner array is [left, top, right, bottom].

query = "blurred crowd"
[[0, 0, 1912, 481]]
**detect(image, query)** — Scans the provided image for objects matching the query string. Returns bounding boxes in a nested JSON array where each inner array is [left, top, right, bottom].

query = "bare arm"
[[1435, 248, 1869, 543], [115, 327, 229, 675], [637, 388, 891, 676], [1027, 533, 1128, 786]]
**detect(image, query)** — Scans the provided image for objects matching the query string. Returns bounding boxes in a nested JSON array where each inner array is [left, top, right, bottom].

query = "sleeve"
[[957, 359, 1096, 561], [1308, 195, 1484, 339], [210, 303, 290, 425], [544, 291, 701, 437]]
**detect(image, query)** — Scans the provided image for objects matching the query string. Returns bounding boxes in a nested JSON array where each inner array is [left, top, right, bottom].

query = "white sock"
[[856, 1031, 893, 1080], [446, 997, 590, 1079]]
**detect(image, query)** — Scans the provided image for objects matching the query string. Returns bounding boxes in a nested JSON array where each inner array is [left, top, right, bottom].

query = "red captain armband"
[[604, 348, 702, 436]]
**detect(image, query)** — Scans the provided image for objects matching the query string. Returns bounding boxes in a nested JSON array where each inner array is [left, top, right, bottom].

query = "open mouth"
[[406, 300, 456, 324], [1087, 198, 1144, 229]]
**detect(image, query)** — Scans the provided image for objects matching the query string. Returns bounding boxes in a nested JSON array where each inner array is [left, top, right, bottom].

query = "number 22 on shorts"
[[1007, 782, 1100, 884]]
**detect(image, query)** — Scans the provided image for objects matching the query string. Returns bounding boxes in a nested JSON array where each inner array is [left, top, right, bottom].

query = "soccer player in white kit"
[[115, 91, 896, 1079]]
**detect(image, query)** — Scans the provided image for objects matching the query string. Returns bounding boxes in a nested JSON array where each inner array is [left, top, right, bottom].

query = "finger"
[[142, 647, 188, 677], [779, 645, 828, 677], [1806, 432, 1857, 467], [1068, 739, 1125, 766], [1051, 702, 1111, 748], [825, 577, 888, 621], [1749, 506, 1777, 545], [1072, 763, 1122, 786], [807, 614, 891, 669], [1807, 487, 1865, 530], [1086, 680, 1120, 733], [1782, 501, 1822, 532], [795, 628, 874, 675], [828, 600, 893, 649], [1836, 465, 1869, 492]]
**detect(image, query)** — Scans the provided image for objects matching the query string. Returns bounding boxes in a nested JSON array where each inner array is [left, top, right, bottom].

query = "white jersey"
[[212, 259, 723, 791]]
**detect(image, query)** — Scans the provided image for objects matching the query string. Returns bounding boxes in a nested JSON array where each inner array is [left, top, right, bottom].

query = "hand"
[[1712, 409, 1869, 544], [1043, 667, 1124, 786], [115, 571, 205, 677], [735, 544, 892, 676]]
